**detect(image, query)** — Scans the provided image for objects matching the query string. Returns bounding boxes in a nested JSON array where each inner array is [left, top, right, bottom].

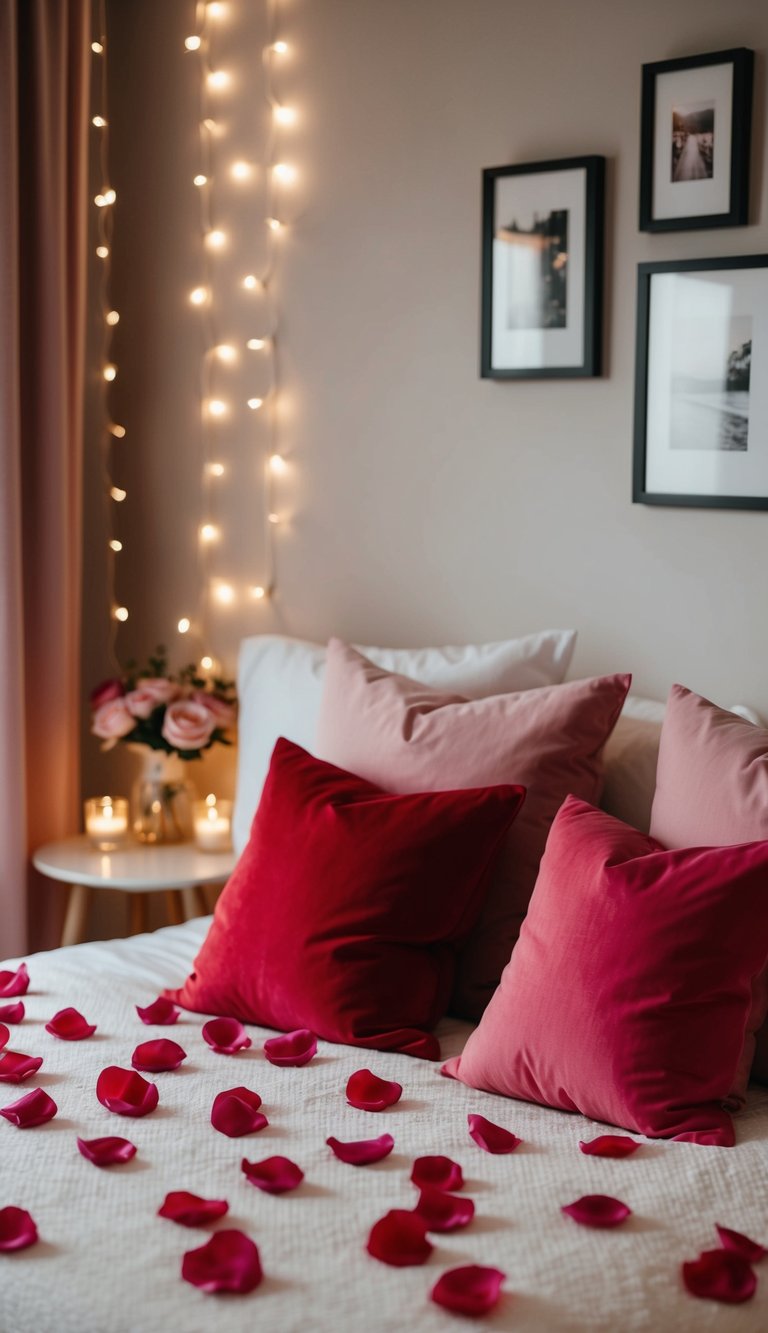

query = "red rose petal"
[[263, 1028, 317, 1067], [346, 1068, 402, 1112], [241, 1155, 304, 1194], [431, 1264, 506, 1316], [45, 1008, 97, 1041], [0, 1025, 8, 1052], [202, 1017, 252, 1054], [131, 1039, 186, 1072], [0, 1087, 57, 1128], [411, 1155, 464, 1191], [0, 1206, 38, 1252], [366, 1209, 433, 1267], [415, 1187, 475, 1233], [716, 1225, 766, 1264], [210, 1087, 266, 1137], [0, 1052, 44, 1083], [96, 1065, 159, 1117], [77, 1135, 138, 1166], [579, 1135, 640, 1158], [159, 1190, 229, 1226], [326, 1133, 395, 1166], [136, 997, 180, 1025], [682, 1248, 757, 1304], [0, 963, 29, 999], [467, 1113, 521, 1154], [562, 1195, 631, 1228], [0, 1002, 25, 1024], [181, 1229, 263, 1294]]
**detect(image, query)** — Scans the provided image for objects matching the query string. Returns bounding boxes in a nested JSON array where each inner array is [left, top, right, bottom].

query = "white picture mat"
[[653, 63, 733, 220]]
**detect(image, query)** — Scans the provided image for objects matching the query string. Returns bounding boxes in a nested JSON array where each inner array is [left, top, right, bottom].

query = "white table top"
[[33, 835, 238, 892]]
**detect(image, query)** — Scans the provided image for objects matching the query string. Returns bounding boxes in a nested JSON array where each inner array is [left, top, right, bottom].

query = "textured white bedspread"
[[2, 921, 767, 1332]]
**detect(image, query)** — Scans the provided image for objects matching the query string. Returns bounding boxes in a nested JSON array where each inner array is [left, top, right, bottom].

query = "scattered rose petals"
[[241, 1155, 304, 1194], [562, 1195, 631, 1228], [430, 1265, 506, 1317], [263, 1028, 317, 1067], [77, 1135, 137, 1167], [0, 1003, 24, 1024], [210, 1087, 267, 1138], [0, 1087, 57, 1128], [682, 1249, 757, 1304], [131, 1039, 186, 1072], [45, 1008, 97, 1041], [136, 997, 180, 1025], [411, 1155, 464, 1191], [579, 1135, 640, 1158], [366, 1209, 433, 1267], [467, 1114, 521, 1154], [716, 1225, 766, 1264], [0, 964, 29, 999], [202, 1017, 252, 1055], [159, 1191, 229, 1226], [0, 1025, 8, 1052], [326, 1133, 395, 1166], [181, 1229, 263, 1294], [415, 1187, 475, 1233], [346, 1069, 402, 1112], [96, 1065, 159, 1117], [0, 1052, 44, 1083], [0, 1206, 38, 1252]]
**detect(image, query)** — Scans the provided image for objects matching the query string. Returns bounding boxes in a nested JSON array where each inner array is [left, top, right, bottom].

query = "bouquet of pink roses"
[[90, 647, 237, 760]]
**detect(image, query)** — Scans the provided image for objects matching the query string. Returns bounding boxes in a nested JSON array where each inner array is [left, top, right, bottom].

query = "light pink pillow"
[[650, 684, 768, 1086], [444, 796, 768, 1146], [315, 638, 630, 1020]]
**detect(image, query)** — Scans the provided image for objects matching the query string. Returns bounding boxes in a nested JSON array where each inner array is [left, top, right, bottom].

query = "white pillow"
[[600, 695, 666, 833], [232, 629, 577, 853]]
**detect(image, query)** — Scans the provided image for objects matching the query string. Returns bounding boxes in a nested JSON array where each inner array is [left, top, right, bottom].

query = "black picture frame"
[[633, 255, 768, 511], [480, 156, 604, 379], [639, 48, 753, 232]]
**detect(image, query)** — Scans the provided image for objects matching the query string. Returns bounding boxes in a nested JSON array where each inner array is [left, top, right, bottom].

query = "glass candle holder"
[[193, 795, 233, 852], [84, 796, 130, 851]]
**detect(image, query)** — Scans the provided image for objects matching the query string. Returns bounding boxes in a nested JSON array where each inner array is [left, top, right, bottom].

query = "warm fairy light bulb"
[[91, 41, 103, 54], [184, 35, 201, 51], [110, 486, 126, 502], [206, 792, 217, 807], [207, 462, 225, 477], [207, 70, 230, 91], [200, 655, 214, 671], [246, 337, 267, 350], [230, 160, 252, 181], [109, 539, 123, 552], [207, 1, 226, 15], [272, 163, 296, 183], [250, 585, 266, 600], [103, 364, 117, 381], [109, 423, 126, 438], [269, 453, 287, 474], [247, 397, 263, 410], [207, 399, 227, 417], [92, 115, 107, 128], [273, 105, 296, 126], [205, 228, 227, 250], [268, 512, 280, 524], [214, 343, 236, 362], [200, 523, 220, 543], [213, 582, 235, 605], [202, 118, 218, 133], [113, 606, 129, 622], [106, 309, 120, 325], [96, 245, 109, 258], [266, 217, 283, 232], [242, 274, 260, 291], [190, 286, 209, 305], [94, 190, 116, 207], [178, 617, 191, 634], [193, 174, 208, 187], [271, 40, 288, 54]]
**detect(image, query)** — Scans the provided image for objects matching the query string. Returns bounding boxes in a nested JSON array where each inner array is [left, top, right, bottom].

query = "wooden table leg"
[[165, 890, 185, 926], [61, 884, 90, 947], [129, 893, 149, 935], [181, 885, 209, 920]]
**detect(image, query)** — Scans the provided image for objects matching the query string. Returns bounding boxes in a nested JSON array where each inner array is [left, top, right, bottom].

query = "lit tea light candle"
[[194, 795, 233, 852], [84, 797, 129, 851]]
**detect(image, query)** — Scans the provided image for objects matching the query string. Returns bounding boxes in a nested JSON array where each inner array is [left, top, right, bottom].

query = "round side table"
[[33, 836, 238, 947]]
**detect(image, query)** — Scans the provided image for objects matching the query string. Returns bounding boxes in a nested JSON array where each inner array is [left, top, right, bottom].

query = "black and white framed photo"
[[639, 48, 753, 232], [633, 256, 768, 510], [480, 156, 604, 379]]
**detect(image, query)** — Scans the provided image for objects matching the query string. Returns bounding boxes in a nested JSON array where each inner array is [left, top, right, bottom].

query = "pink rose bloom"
[[125, 677, 181, 719], [91, 697, 136, 749], [192, 691, 237, 729], [161, 700, 215, 752], [90, 678, 125, 709]]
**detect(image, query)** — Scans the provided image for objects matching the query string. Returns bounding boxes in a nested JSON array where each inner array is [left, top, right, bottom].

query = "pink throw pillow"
[[315, 638, 630, 1020], [444, 796, 768, 1145]]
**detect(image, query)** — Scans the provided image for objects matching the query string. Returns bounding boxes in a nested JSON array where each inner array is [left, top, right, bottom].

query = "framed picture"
[[480, 156, 604, 379], [639, 48, 753, 232], [633, 255, 768, 510]]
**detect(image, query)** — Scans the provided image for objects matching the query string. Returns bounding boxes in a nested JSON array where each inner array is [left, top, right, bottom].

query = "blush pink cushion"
[[650, 684, 768, 1086], [444, 796, 768, 1146], [315, 638, 630, 1020]]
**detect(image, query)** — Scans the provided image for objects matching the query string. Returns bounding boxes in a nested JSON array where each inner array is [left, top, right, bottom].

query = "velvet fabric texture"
[[443, 796, 768, 1146], [168, 739, 525, 1060]]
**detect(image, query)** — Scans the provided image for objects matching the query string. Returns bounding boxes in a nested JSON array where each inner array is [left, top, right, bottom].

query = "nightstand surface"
[[33, 835, 237, 892]]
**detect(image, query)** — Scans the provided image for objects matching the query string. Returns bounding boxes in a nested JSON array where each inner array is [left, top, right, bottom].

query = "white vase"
[[130, 749, 196, 844]]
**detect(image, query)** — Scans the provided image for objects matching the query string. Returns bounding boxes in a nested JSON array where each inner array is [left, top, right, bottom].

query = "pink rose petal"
[[0, 1025, 8, 1052], [366, 1209, 433, 1267], [415, 1187, 475, 1233], [0, 1087, 57, 1128], [0, 1002, 25, 1024], [45, 1007, 97, 1041], [467, 1113, 521, 1154], [0, 1206, 38, 1252], [241, 1155, 304, 1194], [682, 1249, 757, 1304], [181, 1229, 263, 1294], [431, 1264, 506, 1316], [562, 1195, 631, 1228], [411, 1155, 464, 1191], [131, 1039, 186, 1072], [159, 1191, 229, 1226], [96, 1065, 159, 1117], [326, 1133, 395, 1166], [77, 1135, 137, 1167], [579, 1135, 640, 1158], [346, 1068, 402, 1112], [0, 963, 29, 999], [202, 1017, 252, 1055], [0, 1052, 44, 1083], [716, 1225, 766, 1264], [210, 1087, 267, 1138], [263, 1028, 317, 1067], [136, 996, 180, 1025]]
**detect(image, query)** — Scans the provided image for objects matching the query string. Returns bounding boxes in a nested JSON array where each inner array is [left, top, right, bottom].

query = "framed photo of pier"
[[633, 256, 768, 510], [639, 48, 753, 232], [480, 156, 604, 379]]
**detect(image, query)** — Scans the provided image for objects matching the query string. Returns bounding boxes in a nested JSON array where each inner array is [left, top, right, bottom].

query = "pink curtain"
[[0, 1, 90, 957]]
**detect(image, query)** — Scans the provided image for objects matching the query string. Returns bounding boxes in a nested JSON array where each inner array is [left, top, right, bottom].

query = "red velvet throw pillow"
[[168, 739, 525, 1059]]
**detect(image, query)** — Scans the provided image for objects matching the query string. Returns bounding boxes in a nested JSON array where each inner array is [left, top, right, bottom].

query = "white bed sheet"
[[2, 920, 767, 1332]]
